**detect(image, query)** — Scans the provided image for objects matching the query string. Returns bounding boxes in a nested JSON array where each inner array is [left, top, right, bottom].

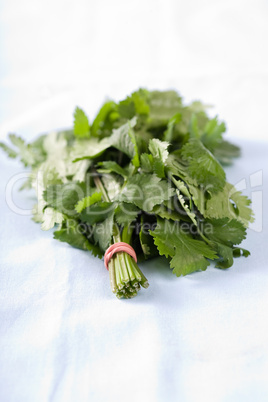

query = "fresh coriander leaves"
[[119, 173, 175, 212], [0, 88, 253, 299], [150, 218, 218, 276]]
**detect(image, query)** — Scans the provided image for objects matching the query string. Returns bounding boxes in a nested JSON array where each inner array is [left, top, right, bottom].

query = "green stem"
[[93, 171, 149, 299]]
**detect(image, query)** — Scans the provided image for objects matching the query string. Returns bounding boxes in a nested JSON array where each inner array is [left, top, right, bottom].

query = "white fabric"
[[1, 1, 268, 401]]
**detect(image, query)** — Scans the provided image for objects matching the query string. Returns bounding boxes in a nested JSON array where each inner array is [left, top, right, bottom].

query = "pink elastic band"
[[104, 242, 137, 270]]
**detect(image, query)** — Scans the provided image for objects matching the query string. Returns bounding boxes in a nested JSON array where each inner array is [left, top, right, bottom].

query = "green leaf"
[[41, 207, 64, 230], [189, 114, 200, 138], [204, 183, 254, 226], [149, 91, 182, 122], [53, 219, 102, 258], [213, 242, 234, 269], [163, 113, 182, 142], [150, 218, 217, 276], [44, 182, 87, 216], [93, 213, 115, 251], [140, 153, 154, 173], [32, 203, 43, 223], [109, 117, 137, 158], [73, 107, 90, 138], [203, 218, 246, 247], [152, 204, 183, 222], [101, 174, 122, 201], [131, 89, 150, 115], [72, 137, 111, 162], [91, 101, 117, 137], [75, 192, 102, 213], [97, 161, 128, 178], [148, 138, 169, 178], [72, 118, 138, 163], [166, 154, 198, 187], [210, 242, 248, 269], [201, 116, 226, 149], [181, 138, 226, 193], [233, 247, 250, 258], [118, 89, 150, 119], [80, 201, 115, 225], [118, 98, 136, 119], [9, 134, 36, 166], [114, 203, 140, 226], [0, 141, 17, 158], [119, 173, 175, 212], [139, 215, 156, 258], [229, 185, 254, 226], [213, 140, 240, 165], [74, 107, 90, 138]]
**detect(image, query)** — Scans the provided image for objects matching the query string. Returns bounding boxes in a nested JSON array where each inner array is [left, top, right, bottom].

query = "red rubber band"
[[104, 242, 137, 270]]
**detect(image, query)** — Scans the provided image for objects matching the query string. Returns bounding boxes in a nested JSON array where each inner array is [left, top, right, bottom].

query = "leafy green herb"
[[0, 89, 253, 299], [75, 192, 102, 213], [150, 218, 218, 276], [73, 107, 90, 138]]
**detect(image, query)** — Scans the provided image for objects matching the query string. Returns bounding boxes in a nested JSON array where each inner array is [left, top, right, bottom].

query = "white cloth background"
[[0, 1, 268, 401]]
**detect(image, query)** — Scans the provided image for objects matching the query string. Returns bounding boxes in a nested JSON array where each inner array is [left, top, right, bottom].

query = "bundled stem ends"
[[94, 172, 149, 299]]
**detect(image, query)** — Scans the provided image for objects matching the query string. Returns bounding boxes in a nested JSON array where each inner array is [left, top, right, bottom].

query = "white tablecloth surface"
[[0, 139, 267, 402]]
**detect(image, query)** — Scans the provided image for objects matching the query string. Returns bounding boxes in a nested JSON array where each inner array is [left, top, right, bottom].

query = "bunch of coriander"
[[0, 89, 254, 299]]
